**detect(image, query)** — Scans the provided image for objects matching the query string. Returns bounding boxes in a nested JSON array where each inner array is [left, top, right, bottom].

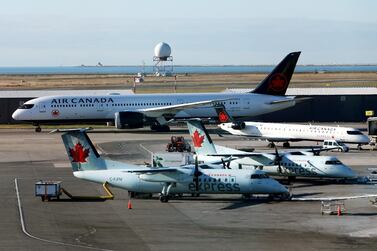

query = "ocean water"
[[0, 65, 376, 75]]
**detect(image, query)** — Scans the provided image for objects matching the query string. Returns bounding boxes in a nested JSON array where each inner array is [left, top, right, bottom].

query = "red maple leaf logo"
[[269, 73, 287, 92], [218, 111, 229, 123], [69, 142, 90, 163], [191, 130, 205, 148]]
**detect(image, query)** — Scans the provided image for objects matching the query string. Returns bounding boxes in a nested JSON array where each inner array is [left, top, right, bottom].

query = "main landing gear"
[[33, 123, 42, 132], [267, 142, 275, 148], [283, 142, 290, 148], [159, 182, 175, 203], [150, 123, 170, 132]]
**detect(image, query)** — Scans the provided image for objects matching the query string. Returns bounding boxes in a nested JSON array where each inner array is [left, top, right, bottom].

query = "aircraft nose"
[[12, 109, 21, 120], [361, 135, 370, 144], [344, 166, 357, 178], [270, 179, 289, 194], [329, 165, 357, 178]]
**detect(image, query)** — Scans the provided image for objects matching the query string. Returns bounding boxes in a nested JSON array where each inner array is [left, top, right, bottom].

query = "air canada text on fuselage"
[[51, 97, 114, 104]]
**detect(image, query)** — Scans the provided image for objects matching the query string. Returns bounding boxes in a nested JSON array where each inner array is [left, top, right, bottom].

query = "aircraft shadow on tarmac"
[[345, 212, 377, 216], [289, 192, 323, 198], [220, 200, 275, 210], [45, 198, 108, 202]]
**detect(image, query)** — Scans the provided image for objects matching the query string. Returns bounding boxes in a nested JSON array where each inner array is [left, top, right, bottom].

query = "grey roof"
[[224, 87, 377, 95]]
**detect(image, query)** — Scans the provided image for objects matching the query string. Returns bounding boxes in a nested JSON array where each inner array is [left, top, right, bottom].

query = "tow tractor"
[[166, 136, 191, 152]]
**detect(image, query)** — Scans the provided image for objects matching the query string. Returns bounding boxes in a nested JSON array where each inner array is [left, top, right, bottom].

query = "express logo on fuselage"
[[188, 182, 240, 192]]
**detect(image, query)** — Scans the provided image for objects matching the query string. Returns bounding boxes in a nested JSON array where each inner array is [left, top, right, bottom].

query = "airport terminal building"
[[1, 88, 377, 124]]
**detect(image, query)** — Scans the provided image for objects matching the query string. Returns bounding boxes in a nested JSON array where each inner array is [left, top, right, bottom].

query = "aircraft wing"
[[207, 153, 267, 157], [292, 194, 377, 201], [268, 96, 311, 105], [137, 98, 230, 117], [123, 168, 179, 173], [303, 147, 341, 155]]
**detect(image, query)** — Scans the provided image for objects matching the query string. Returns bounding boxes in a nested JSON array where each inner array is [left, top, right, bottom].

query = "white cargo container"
[[35, 181, 62, 201]]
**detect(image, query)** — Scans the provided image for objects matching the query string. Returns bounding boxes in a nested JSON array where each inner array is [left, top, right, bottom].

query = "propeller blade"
[[221, 158, 226, 169], [226, 160, 231, 169], [195, 177, 199, 191], [274, 146, 283, 173], [194, 155, 201, 191]]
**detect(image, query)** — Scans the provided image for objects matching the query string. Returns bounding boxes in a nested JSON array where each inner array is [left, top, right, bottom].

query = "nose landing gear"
[[159, 182, 175, 203], [34, 124, 42, 132]]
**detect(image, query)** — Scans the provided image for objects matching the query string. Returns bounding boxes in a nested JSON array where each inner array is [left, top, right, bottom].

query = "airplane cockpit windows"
[[346, 130, 363, 135], [19, 104, 34, 109], [250, 173, 269, 179], [198, 164, 213, 169], [325, 160, 343, 165]]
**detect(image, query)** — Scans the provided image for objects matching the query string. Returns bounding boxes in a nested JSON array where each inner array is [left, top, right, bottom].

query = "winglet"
[[214, 104, 245, 130], [251, 51, 301, 96], [214, 104, 234, 123]]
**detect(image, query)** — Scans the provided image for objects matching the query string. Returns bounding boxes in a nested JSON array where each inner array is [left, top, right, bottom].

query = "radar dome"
[[154, 42, 171, 60]]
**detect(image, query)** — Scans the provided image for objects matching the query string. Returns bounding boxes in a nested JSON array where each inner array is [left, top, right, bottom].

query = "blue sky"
[[0, 0, 376, 66]]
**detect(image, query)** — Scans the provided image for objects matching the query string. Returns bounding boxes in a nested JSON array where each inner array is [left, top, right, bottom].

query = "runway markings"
[[14, 178, 114, 251], [53, 162, 71, 168], [139, 144, 153, 155]]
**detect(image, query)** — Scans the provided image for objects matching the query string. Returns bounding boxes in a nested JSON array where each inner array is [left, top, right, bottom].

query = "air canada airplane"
[[214, 105, 370, 148], [57, 128, 289, 202], [13, 52, 301, 132], [186, 120, 357, 180]]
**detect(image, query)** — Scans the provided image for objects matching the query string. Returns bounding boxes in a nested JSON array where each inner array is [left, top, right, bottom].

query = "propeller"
[[274, 146, 283, 174], [220, 158, 231, 169], [193, 156, 202, 191]]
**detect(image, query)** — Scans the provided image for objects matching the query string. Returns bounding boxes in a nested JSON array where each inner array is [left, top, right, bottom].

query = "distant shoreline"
[[0, 65, 376, 75]]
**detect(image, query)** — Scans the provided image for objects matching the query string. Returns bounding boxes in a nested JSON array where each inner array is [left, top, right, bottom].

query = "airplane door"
[[96, 103, 104, 112], [39, 103, 47, 113]]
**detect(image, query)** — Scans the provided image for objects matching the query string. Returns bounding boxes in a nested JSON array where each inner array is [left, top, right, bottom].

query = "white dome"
[[154, 42, 171, 59]]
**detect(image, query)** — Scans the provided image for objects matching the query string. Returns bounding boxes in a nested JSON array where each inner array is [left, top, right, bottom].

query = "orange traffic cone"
[[337, 205, 341, 216], [127, 199, 132, 209]]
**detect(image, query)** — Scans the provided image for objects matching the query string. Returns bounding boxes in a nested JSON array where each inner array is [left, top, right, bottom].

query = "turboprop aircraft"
[[57, 128, 289, 202], [13, 52, 301, 132], [186, 120, 357, 181], [215, 104, 369, 148]]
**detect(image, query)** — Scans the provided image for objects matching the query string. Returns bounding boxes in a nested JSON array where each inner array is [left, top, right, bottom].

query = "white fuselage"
[[12, 93, 295, 123], [220, 122, 369, 145], [197, 145, 356, 178], [73, 168, 288, 195]]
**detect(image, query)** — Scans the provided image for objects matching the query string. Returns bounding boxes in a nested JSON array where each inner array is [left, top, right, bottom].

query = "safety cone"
[[127, 199, 132, 209], [337, 205, 341, 216]]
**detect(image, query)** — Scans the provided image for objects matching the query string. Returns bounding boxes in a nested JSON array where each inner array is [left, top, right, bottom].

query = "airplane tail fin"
[[186, 120, 217, 155], [60, 129, 107, 171], [251, 51, 301, 96]]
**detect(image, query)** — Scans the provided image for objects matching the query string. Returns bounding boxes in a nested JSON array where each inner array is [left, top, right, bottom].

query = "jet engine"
[[231, 121, 246, 130], [115, 111, 144, 129]]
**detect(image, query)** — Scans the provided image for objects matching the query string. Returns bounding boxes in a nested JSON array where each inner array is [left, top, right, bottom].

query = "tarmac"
[[2, 126, 377, 250]]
